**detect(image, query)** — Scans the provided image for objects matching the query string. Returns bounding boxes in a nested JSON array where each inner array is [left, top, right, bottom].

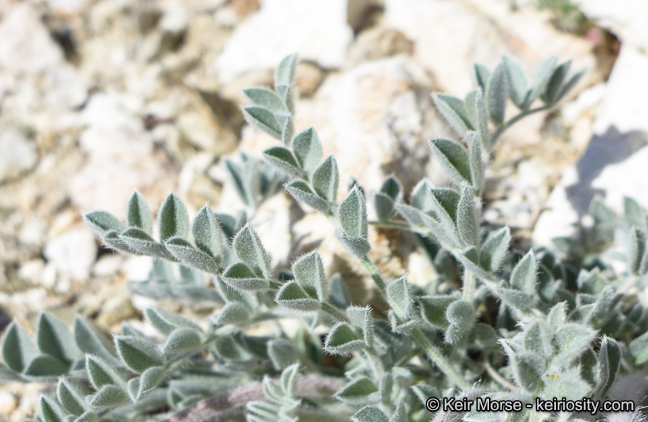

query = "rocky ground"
[[0, 0, 646, 419]]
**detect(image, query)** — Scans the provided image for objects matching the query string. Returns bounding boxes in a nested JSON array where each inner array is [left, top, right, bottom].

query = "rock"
[[96, 295, 136, 329], [573, 0, 648, 53], [0, 4, 64, 75], [0, 390, 18, 415], [69, 93, 176, 217], [0, 129, 37, 183], [347, 26, 414, 66], [92, 254, 123, 277], [533, 46, 648, 246], [295, 62, 325, 98], [385, 0, 598, 95], [18, 218, 47, 248], [43, 226, 98, 281], [215, 0, 354, 83], [47, 0, 87, 15], [17, 259, 45, 284]]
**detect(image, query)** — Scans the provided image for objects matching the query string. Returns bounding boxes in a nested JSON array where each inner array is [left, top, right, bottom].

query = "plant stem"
[[358, 255, 387, 293], [489, 105, 551, 147], [320, 302, 349, 324], [411, 327, 470, 389], [367, 220, 430, 235], [462, 271, 477, 302]]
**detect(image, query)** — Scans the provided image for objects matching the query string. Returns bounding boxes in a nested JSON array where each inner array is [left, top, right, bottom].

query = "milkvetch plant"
[[3, 53, 648, 422]]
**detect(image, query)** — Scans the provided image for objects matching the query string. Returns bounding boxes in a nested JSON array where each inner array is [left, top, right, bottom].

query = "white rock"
[[594, 47, 648, 135], [93, 254, 123, 277], [44, 227, 98, 281], [47, 0, 86, 14], [18, 259, 45, 284], [18, 217, 47, 247], [215, 0, 353, 83], [533, 46, 648, 246], [573, 0, 648, 52], [70, 93, 176, 217], [124, 256, 154, 282], [0, 129, 37, 182], [0, 4, 64, 75]]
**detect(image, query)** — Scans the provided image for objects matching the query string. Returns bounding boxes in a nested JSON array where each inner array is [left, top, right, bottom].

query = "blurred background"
[[0, 0, 646, 418]]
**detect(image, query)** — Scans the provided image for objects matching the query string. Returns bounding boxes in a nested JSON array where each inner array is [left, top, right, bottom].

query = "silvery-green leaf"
[[339, 186, 367, 239], [541, 367, 591, 400], [281, 115, 294, 145], [145, 307, 201, 336], [291, 127, 322, 173], [409, 178, 433, 213], [120, 228, 171, 259], [553, 324, 597, 362], [464, 89, 490, 152], [115, 336, 164, 373], [263, 146, 303, 177], [498, 288, 531, 313], [292, 251, 327, 302], [192, 205, 225, 261], [71, 411, 98, 422], [479, 227, 510, 272], [276, 281, 321, 313], [162, 328, 202, 355], [267, 339, 298, 370], [73, 317, 118, 365], [467, 132, 484, 193], [214, 303, 251, 326], [595, 336, 621, 398], [158, 193, 189, 242], [346, 306, 374, 347], [101, 230, 132, 253], [523, 321, 553, 358], [311, 155, 339, 203], [419, 296, 457, 329], [247, 400, 280, 419], [225, 160, 253, 208], [262, 375, 286, 404], [502, 56, 528, 109], [429, 138, 471, 184], [473, 63, 491, 92], [233, 223, 271, 279], [579, 347, 598, 388], [0, 363, 23, 382], [511, 353, 545, 393], [40, 395, 66, 422], [390, 403, 407, 422], [445, 300, 475, 345], [213, 336, 252, 362], [510, 251, 537, 295], [590, 196, 615, 223], [280, 362, 300, 397], [379, 177, 401, 201], [86, 356, 123, 389], [455, 246, 492, 281], [351, 406, 388, 422], [127, 365, 165, 402], [242, 106, 282, 139], [388, 311, 418, 334], [372, 192, 395, 222], [83, 211, 125, 237], [469, 323, 499, 349], [275, 54, 297, 88], [427, 187, 459, 233], [629, 227, 647, 275], [329, 274, 350, 309], [88, 385, 129, 407], [547, 302, 567, 330], [457, 185, 479, 246], [37, 313, 80, 364], [243, 88, 288, 113], [127, 191, 153, 235], [335, 377, 379, 405], [222, 262, 271, 291], [487, 61, 508, 126], [57, 378, 88, 416], [553, 67, 585, 104], [324, 323, 365, 355], [522, 56, 557, 109], [1, 322, 38, 373], [165, 237, 219, 274], [541, 60, 571, 104], [336, 232, 370, 263], [285, 180, 330, 212], [23, 354, 69, 377], [432, 93, 473, 136], [386, 276, 412, 321], [624, 196, 645, 226], [630, 330, 648, 364], [411, 384, 440, 406], [394, 204, 425, 228]]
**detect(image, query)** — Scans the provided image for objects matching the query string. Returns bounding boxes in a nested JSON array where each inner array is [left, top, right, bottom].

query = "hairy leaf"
[[233, 224, 271, 279], [242, 106, 282, 139], [2, 322, 38, 373], [335, 378, 379, 405], [127, 191, 153, 235], [192, 205, 225, 261], [292, 251, 327, 302], [311, 155, 339, 203], [158, 193, 190, 242], [324, 323, 365, 355], [276, 281, 321, 313], [263, 146, 303, 177], [115, 336, 164, 373], [429, 138, 471, 185], [243, 88, 288, 113], [285, 180, 330, 212], [291, 127, 322, 173], [487, 61, 508, 125]]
